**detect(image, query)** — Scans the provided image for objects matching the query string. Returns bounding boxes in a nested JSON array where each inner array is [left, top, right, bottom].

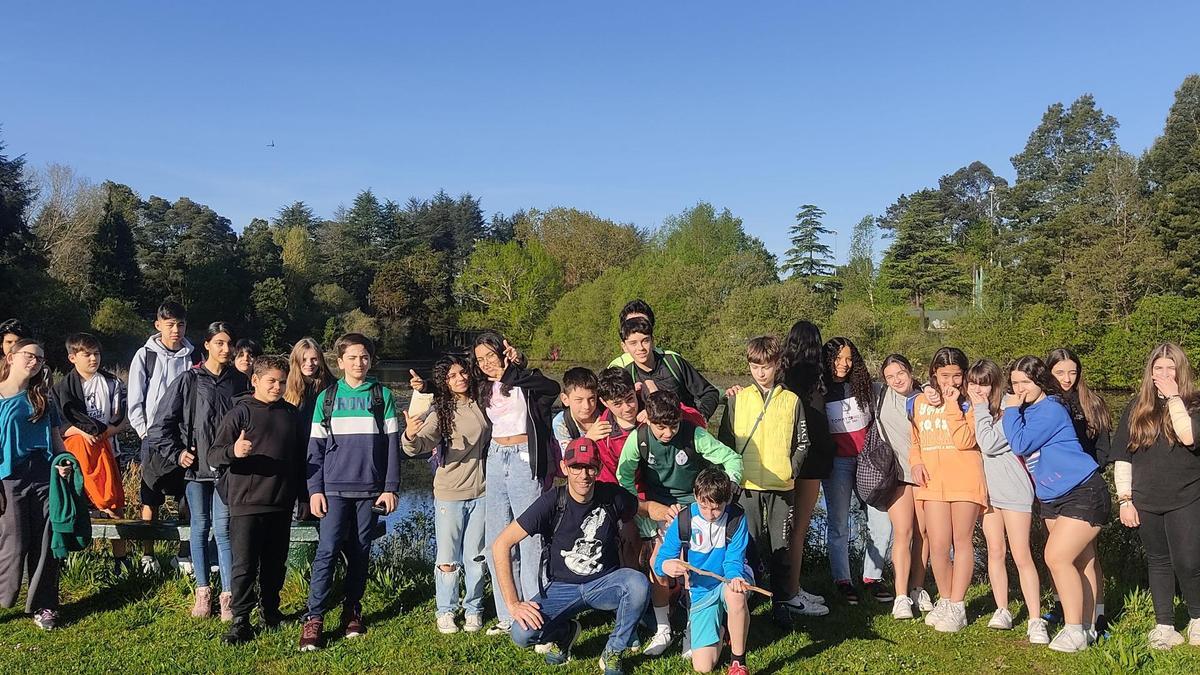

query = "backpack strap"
[[369, 381, 387, 434], [319, 382, 339, 434], [676, 504, 692, 563], [735, 387, 774, 455], [143, 348, 158, 394], [724, 503, 745, 547], [564, 412, 581, 441], [637, 424, 651, 464], [184, 370, 200, 452], [539, 485, 569, 593], [662, 351, 685, 386]]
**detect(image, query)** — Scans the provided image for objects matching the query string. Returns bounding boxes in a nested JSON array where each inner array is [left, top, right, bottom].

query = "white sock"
[[1096, 603, 1106, 616], [653, 605, 670, 630], [1065, 623, 1083, 633]]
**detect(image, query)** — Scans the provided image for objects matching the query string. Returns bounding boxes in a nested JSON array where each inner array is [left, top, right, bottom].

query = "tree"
[[516, 207, 644, 288], [239, 217, 283, 283], [90, 182, 144, 306], [250, 277, 289, 351], [781, 204, 836, 289], [839, 214, 876, 303], [30, 163, 104, 299], [0, 131, 36, 263], [274, 201, 320, 234], [1143, 75, 1200, 293], [454, 240, 564, 341], [878, 190, 966, 320], [370, 245, 454, 352]]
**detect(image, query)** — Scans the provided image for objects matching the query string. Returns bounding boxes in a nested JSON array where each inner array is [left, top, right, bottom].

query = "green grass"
[[5, 532, 1200, 675]]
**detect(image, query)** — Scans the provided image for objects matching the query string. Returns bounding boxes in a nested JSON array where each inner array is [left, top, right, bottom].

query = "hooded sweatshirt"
[[127, 334, 197, 438], [402, 395, 489, 501], [908, 393, 988, 507], [1003, 395, 1099, 502], [211, 397, 305, 516]]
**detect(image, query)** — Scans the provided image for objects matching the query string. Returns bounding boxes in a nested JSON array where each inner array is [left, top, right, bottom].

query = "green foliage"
[[250, 277, 290, 351], [516, 207, 644, 289], [694, 281, 830, 372], [454, 240, 564, 341], [1089, 295, 1200, 389], [90, 182, 143, 306], [948, 303, 1084, 367], [781, 204, 835, 287], [1144, 75, 1200, 293], [90, 297, 145, 363], [878, 190, 967, 309], [340, 308, 381, 342]]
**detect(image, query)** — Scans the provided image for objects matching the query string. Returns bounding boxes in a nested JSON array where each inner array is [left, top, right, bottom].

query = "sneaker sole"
[[989, 623, 1012, 630], [934, 624, 966, 633], [298, 644, 321, 652], [345, 631, 365, 639], [438, 627, 459, 634], [893, 610, 915, 620], [786, 605, 831, 617]]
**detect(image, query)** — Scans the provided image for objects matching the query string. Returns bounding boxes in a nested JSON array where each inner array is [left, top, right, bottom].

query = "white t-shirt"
[[83, 375, 117, 423], [488, 382, 528, 437]]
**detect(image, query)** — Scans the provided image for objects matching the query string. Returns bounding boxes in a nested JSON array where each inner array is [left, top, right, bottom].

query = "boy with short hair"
[[616, 390, 743, 657], [53, 332, 130, 571], [127, 300, 199, 573], [299, 333, 400, 651], [717, 335, 824, 621], [212, 355, 305, 644], [619, 316, 719, 419], [552, 367, 603, 451], [655, 468, 753, 675], [0, 318, 29, 356]]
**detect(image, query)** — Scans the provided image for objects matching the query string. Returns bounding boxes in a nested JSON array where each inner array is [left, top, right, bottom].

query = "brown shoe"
[[298, 616, 324, 652], [219, 592, 234, 623], [191, 586, 213, 618], [342, 604, 366, 638]]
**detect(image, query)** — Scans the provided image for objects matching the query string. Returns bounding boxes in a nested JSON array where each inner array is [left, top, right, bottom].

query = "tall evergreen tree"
[[781, 204, 836, 287], [1144, 74, 1200, 293], [840, 214, 876, 303], [274, 200, 320, 234], [879, 190, 965, 318], [89, 181, 143, 306]]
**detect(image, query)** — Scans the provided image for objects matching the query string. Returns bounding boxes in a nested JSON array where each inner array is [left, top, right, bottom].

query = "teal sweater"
[[49, 452, 91, 559]]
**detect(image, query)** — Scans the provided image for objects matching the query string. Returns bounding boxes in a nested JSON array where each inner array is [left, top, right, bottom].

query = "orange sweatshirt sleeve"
[[909, 406, 924, 470], [944, 402, 978, 451]]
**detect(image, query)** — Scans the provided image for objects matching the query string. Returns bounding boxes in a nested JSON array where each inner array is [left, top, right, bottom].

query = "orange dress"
[[63, 433, 125, 511], [908, 394, 988, 507]]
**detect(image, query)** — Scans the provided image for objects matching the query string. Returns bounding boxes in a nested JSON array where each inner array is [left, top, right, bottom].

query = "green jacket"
[[616, 422, 743, 507], [49, 452, 91, 559]]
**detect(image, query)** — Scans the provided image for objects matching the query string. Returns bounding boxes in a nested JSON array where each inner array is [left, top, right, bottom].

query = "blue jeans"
[[185, 481, 232, 589], [822, 455, 893, 583], [511, 568, 649, 654], [306, 496, 377, 618], [484, 441, 545, 624], [435, 497, 487, 616]]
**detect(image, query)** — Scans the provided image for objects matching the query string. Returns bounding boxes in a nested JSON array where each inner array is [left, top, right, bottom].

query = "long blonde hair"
[[1127, 342, 1198, 451], [284, 337, 335, 406]]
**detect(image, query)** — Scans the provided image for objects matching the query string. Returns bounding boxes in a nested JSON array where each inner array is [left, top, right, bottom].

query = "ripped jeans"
[[434, 496, 487, 616]]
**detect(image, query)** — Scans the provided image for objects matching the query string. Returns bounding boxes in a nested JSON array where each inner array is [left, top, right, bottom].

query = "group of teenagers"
[[1, 294, 1200, 673]]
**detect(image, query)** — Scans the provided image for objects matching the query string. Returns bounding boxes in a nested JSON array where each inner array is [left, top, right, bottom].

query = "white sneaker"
[[915, 588, 934, 612], [140, 555, 160, 574], [1087, 628, 1099, 645], [988, 607, 1013, 630], [892, 596, 914, 620], [680, 632, 692, 660], [485, 620, 511, 636], [437, 612, 458, 634], [177, 560, 194, 577], [782, 592, 831, 617], [924, 598, 948, 627], [463, 613, 483, 633], [1188, 618, 1200, 646], [642, 625, 673, 657], [935, 602, 968, 633], [1049, 627, 1090, 653], [1148, 624, 1185, 650], [795, 587, 826, 606], [1027, 618, 1051, 645]]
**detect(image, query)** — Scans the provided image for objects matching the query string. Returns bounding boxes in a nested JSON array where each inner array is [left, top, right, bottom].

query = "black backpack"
[[319, 381, 386, 438], [675, 502, 745, 562], [854, 392, 904, 509]]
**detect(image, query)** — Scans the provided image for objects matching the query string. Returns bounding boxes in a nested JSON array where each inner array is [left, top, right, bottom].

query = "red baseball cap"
[[563, 437, 602, 469]]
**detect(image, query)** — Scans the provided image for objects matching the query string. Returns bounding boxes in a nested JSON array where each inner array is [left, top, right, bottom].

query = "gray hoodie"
[[972, 403, 1035, 512], [127, 334, 197, 438]]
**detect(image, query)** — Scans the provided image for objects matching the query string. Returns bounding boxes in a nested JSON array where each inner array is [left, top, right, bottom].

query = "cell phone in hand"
[[370, 503, 388, 515]]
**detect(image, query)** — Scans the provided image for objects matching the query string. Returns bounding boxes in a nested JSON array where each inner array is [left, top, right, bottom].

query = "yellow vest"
[[734, 385, 799, 491]]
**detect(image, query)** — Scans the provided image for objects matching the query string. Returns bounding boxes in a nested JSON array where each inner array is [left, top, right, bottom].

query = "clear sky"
[[3, 2, 1197, 262]]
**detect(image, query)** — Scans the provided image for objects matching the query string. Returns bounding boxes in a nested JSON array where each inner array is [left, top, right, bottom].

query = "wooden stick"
[[680, 561, 773, 597]]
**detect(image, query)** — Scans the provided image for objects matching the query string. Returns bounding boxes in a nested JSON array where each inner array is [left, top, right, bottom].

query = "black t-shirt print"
[[516, 482, 637, 585]]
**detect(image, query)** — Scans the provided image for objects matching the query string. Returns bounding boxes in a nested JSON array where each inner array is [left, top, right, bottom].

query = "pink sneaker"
[[219, 592, 234, 622], [191, 587, 213, 618]]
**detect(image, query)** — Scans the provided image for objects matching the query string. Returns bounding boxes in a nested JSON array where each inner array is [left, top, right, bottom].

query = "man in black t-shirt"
[[492, 438, 648, 675]]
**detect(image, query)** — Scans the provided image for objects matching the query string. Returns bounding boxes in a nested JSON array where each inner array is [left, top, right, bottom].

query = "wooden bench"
[[90, 519, 387, 567]]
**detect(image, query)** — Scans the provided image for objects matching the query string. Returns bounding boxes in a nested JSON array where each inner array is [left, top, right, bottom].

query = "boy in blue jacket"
[[655, 468, 752, 675]]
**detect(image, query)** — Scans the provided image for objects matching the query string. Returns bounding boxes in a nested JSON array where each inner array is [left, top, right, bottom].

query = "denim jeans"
[[435, 496, 487, 616], [306, 496, 377, 618], [511, 568, 649, 654], [185, 480, 232, 589], [822, 455, 893, 583], [484, 441, 545, 624]]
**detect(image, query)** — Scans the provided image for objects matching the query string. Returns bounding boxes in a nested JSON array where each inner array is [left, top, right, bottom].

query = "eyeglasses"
[[13, 351, 45, 364], [567, 464, 599, 475], [476, 351, 502, 366]]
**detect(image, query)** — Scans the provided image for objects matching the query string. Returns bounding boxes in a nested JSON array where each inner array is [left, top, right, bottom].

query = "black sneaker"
[[864, 580, 894, 603], [1095, 613, 1111, 638], [262, 607, 286, 629], [836, 581, 860, 605], [771, 603, 795, 628], [544, 619, 582, 666], [223, 616, 255, 644]]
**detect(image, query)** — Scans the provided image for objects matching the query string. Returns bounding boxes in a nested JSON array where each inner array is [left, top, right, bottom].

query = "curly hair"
[[823, 337, 873, 409], [432, 353, 476, 442]]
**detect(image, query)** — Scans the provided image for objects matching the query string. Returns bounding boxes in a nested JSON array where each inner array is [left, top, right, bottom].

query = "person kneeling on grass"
[[493, 437, 648, 675], [655, 468, 753, 675]]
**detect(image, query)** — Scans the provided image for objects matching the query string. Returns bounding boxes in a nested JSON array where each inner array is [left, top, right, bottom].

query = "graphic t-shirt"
[[82, 375, 116, 423], [516, 481, 637, 584], [824, 381, 871, 457]]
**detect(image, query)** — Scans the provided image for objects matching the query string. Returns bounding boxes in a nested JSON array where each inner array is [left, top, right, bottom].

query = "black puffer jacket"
[[148, 365, 250, 482]]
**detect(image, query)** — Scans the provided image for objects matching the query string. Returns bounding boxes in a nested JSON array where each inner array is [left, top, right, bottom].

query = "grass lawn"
[[3, 535, 1200, 675]]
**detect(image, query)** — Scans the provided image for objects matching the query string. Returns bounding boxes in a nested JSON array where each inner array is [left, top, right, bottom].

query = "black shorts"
[[1039, 471, 1111, 527], [139, 473, 185, 508]]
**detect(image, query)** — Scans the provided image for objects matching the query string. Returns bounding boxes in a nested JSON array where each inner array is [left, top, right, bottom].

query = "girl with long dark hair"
[[1111, 343, 1200, 650], [0, 339, 72, 630], [1004, 356, 1107, 653], [403, 354, 490, 635], [471, 331, 560, 635]]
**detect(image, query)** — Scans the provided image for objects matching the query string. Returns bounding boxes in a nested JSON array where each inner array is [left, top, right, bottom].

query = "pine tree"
[[781, 204, 836, 288], [879, 190, 966, 320], [89, 182, 143, 306], [1144, 75, 1200, 294]]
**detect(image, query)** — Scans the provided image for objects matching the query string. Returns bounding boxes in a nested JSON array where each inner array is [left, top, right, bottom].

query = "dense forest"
[[2, 74, 1198, 388]]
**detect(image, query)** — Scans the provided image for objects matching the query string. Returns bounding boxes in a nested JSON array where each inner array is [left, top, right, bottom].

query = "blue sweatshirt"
[[1002, 395, 1098, 501], [653, 502, 750, 596], [307, 378, 401, 496]]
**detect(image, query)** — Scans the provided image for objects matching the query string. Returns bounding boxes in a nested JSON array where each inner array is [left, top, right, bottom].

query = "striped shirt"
[[307, 378, 401, 495]]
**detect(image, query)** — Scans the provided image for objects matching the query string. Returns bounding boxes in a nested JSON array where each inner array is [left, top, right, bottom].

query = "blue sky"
[[3, 2, 1197, 262]]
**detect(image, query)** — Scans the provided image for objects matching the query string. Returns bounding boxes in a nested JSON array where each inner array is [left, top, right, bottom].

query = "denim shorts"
[[1039, 471, 1111, 527]]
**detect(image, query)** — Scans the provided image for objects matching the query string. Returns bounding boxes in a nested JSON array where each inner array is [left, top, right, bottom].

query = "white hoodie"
[[127, 334, 197, 438]]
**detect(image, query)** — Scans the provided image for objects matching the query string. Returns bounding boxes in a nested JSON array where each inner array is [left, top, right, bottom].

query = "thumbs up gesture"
[[408, 369, 425, 393], [234, 429, 253, 458], [403, 410, 424, 440]]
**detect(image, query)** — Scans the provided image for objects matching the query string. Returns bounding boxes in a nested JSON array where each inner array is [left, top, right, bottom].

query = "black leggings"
[[1138, 496, 1200, 624]]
